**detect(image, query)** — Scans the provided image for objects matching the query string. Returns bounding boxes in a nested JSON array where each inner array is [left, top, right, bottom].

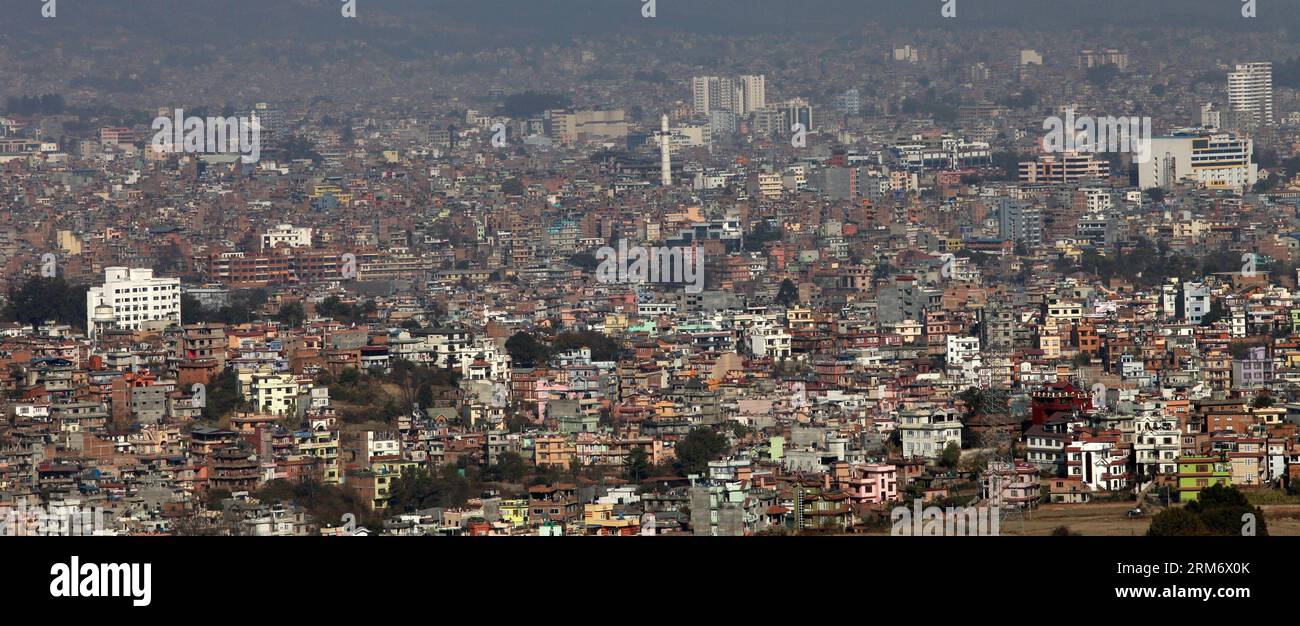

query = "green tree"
[[203, 368, 245, 421], [623, 447, 651, 482], [775, 278, 799, 307], [1148, 485, 1267, 536], [1146, 506, 1208, 536], [274, 302, 305, 328], [552, 330, 624, 361], [505, 331, 549, 368], [254, 478, 376, 531], [2, 276, 89, 329], [938, 441, 962, 470], [1188, 484, 1267, 536], [675, 427, 730, 475], [386, 465, 473, 514], [487, 451, 528, 483], [205, 487, 232, 511]]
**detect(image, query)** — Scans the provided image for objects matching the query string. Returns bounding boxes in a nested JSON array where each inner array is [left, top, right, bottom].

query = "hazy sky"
[[8, 0, 1299, 47]]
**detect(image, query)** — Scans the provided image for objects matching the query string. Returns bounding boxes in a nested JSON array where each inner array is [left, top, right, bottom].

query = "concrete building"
[[1228, 62, 1273, 127], [1139, 132, 1257, 191], [898, 407, 962, 461], [86, 267, 181, 338], [261, 224, 313, 250]]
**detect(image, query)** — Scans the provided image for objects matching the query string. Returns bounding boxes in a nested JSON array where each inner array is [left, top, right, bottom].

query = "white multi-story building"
[[945, 335, 982, 383], [738, 74, 766, 115], [1132, 402, 1180, 487], [261, 224, 313, 250], [1228, 62, 1273, 127], [86, 267, 181, 337], [692, 74, 765, 117], [1064, 434, 1130, 493], [898, 407, 963, 461], [691, 76, 737, 116], [460, 337, 512, 383], [1139, 132, 1257, 191], [748, 324, 792, 359], [250, 371, 304, 416]]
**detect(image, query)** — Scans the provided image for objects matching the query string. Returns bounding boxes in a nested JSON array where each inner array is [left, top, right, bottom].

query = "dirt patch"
[[998, 502, 1151, 536]]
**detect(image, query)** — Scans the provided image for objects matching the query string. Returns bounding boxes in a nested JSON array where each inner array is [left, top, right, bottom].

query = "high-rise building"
[[86, 267, 181, 338], [738, 75, 766, 115], [658, 114, 672, 186], [834, 89, 861, 116], [1077, 49, 1128, 71], [692, 75, 764, 116], [997, 199, 1043, 247], [708, 110, 737, 136], [1228, 62, 1274, 127], [691, 76, 736, 117], [252, 102, 286, 151]]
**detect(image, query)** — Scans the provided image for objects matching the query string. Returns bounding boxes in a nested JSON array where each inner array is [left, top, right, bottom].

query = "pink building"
[[847, 463, 898, 505], [983, 460, 1041, 508]]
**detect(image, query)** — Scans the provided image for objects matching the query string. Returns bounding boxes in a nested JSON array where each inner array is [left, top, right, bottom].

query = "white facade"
[[1228, 62, 1273, 126], [899, 408, 962, 461], [261, 224, 313, 250], [1132, 403, 1180, 486], [1140, 133, 1257, 191], [1066, 439, 1129, 492], [738, 74, 767, 115], [748, 324, 792, 359], [86, 267, 181, 336], [250, 372, 302, 416]]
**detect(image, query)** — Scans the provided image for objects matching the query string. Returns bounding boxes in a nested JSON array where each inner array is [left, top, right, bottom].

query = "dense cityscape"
[[3, 0, 1300, 540]]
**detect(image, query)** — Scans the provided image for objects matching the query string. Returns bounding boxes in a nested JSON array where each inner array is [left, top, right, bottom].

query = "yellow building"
[[582, 503, 640, 535], [367, 458, 420, 510], [499, 499, 529, 527]]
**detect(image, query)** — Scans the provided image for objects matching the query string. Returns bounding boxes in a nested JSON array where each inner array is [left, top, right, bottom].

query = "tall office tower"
[[1228, 62, 1274, 127], [738, 74, 766, 115], [691, 76, 740, 116], [692, 76, 714, 116], [658, 114, 672, 186], [253, 102, 286, 151]]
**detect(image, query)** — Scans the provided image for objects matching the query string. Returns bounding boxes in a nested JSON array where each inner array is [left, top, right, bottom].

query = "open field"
[[1001, 502, 1152, 536], [996, 502, 1300, 536]]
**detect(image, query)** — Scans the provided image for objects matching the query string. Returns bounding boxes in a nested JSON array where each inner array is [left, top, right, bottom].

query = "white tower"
[[658, 114, 672, 186]]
